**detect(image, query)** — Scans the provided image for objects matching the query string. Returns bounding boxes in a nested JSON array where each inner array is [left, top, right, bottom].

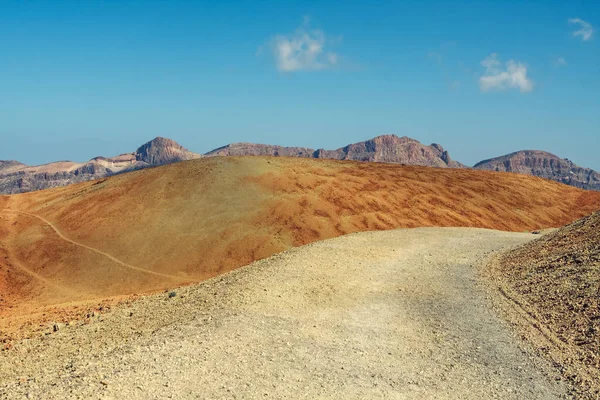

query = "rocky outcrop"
[[206, 135, 465, 168], [314, 135, 465, 168], [0, 161, 25, 172], [0, 138, 200, 195], [474, 150, 600, 191], [135, 137, 201, 165], [205, 143, 314, 158]]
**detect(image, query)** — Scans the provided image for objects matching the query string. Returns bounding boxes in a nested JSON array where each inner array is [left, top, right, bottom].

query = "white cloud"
[[267, 20, 340, 72], [478, 53, 533, 93], [554, 57, 567, 67], [568, 18, 593, 41]]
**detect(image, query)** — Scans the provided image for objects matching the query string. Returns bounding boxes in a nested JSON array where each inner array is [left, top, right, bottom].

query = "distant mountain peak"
[[135, 137, 201, 166], [0, 137, 201, 194], [474, 150, 600, 191], [0, 160, 26, 170]]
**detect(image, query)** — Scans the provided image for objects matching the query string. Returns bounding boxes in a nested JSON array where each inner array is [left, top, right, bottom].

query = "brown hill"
[[0, 156, 599, 330], [495, 211, 600, 396], [474, 150, 600, 191], [0, 137, 201, 195], [206, 134, 465, 168]]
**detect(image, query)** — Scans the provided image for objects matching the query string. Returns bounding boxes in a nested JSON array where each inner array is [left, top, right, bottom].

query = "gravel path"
[[0, 228, 568, 399]]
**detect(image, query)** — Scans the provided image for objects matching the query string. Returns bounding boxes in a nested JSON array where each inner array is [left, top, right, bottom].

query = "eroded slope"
[[495, 211, 600, 397]]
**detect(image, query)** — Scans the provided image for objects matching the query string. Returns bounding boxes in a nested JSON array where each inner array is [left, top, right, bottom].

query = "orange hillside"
[[1, 156, 599, 321]]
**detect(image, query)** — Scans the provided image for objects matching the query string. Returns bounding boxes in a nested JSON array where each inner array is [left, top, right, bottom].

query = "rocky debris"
[[474, 150, 600, 191], [206, 134, 466, 168], [134, 137, 201, 166], [494, 211, 600, 397]]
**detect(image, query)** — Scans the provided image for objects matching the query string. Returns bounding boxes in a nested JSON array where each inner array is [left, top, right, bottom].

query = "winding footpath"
[[0, 209, 182, 281], [0, 227, 568, 399]]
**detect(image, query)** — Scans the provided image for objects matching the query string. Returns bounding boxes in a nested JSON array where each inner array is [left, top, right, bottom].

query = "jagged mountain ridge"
[[2, 135, 599, 194], [0, 137, 201, 194], [473, 150, 600, 191], [1, 134, 464, 195], [205, 134, 465, 168]]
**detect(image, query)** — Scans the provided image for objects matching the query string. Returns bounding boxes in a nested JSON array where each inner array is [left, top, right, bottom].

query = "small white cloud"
[[554, 57, 567, 67], [450, 80, 461, 90], [481, 53, 501, 71], [478, 53, 533, 93], [568, 18, 593, 41], [266, 19, 340, 72]]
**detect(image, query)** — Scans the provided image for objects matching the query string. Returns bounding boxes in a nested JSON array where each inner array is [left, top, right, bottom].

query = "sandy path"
[[0, 211, 79, 297], [0, 209, 182, 281], [0, 228, 567, 399]]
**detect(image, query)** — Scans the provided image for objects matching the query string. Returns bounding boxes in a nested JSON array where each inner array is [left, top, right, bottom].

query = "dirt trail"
[[0, 206, 76, 298], [0, 209, 181, 281], [0, 228, 568, 399]]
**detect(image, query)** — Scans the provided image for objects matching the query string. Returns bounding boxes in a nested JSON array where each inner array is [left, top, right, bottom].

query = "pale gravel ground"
[[0, 228, 568, 399]]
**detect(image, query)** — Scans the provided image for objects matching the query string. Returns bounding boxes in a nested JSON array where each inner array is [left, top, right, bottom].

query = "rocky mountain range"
[[474, 150, 600, 191], [206, 134, 465, 168], [1, 135, 598, 194], [0, 137, 201, 194]]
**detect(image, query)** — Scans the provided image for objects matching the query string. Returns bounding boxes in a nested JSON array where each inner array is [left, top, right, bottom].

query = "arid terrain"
[[3, 134, 599, 195], [1, 156, 599, 336], [489, 211, 600, 398], [0, 156, 599, 398], [0, 134, 465, 195], [2, 1, 598, 398], [0, 228, 572, 399]]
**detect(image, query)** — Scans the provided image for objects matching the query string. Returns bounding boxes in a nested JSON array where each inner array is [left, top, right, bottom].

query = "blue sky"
[[1, 0, 598, 169]]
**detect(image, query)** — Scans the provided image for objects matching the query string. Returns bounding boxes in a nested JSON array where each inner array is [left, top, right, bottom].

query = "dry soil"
[[1, 156, 599, 331], [0, 228, 571, 399]]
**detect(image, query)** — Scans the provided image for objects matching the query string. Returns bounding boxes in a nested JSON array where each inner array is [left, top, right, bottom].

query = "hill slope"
[[474, 150, 600, 191], [0, 156, 599, 322], [495, 211, 600, 396]]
